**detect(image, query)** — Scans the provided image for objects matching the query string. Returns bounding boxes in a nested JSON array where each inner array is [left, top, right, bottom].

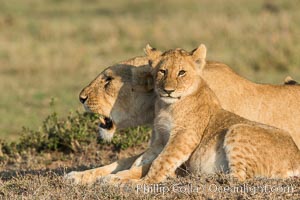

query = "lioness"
[[66, 48, 300, 184]]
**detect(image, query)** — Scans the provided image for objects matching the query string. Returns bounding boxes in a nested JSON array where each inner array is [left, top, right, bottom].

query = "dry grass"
[[2, 131, 300, 199], [1, 0, 300, 140], [0, 144, 299, 200], [1, 173, 300, 199]]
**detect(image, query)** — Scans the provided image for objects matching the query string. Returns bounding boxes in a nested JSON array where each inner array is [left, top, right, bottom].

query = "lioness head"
[[145, 44, 207, 104], [79, 57, 155, 141]]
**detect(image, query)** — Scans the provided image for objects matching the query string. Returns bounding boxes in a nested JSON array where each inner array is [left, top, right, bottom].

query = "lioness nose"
[[79, 94, 88, 104], [163, 89, 175, 95]]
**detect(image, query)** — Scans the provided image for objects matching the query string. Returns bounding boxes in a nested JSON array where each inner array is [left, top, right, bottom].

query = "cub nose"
[[163, 89, 175, 95], [79, 94, 88, 104]]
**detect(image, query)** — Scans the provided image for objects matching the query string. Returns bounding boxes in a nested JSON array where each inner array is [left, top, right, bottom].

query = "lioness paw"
[[64, 171, 92, 185], [100, 174, 125, 184], [100, 174, 140, 186]]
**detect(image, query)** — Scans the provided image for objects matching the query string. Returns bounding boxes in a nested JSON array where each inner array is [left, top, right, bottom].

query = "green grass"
[[0, 0, 300, 141]]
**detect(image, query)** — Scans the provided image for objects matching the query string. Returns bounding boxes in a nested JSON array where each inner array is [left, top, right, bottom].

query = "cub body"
[[136, 45, 300, 183]]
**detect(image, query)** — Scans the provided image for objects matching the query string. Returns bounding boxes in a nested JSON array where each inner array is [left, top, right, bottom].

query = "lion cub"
[[136, 45, 300, 183]]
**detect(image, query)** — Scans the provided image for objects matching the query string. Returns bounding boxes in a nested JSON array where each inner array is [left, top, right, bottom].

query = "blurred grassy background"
[[0, 0, 299, 141]]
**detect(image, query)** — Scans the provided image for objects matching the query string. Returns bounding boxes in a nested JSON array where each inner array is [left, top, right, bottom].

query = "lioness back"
[[203, 62, 300, 148]]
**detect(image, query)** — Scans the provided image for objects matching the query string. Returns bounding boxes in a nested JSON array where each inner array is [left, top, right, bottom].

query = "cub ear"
[[191, 44, 207, 64], [144, 44, 162, 68], [131, 65, 154, 92]]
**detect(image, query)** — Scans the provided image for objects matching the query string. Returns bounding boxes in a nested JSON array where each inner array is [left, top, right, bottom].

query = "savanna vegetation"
[[0, 0, 299, 199]]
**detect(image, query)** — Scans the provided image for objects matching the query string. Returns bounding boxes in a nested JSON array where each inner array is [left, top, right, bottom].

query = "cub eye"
[[178, 70, 186, 76], [159, 69, 166, 75]]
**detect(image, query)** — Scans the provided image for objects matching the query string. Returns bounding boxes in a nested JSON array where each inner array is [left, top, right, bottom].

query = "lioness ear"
[[191, 44, 207, 64], [131, 65, 154, 92], [284, 76, 298, 85], [144, 44, 162, 68]]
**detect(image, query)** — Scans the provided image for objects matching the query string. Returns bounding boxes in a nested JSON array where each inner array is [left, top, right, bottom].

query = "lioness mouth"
[[99, 116, 113, 130], [160, 95, 181, 100]]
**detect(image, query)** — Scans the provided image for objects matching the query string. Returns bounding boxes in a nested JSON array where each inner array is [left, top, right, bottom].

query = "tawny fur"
[[202, 63, 300, 148], [79, 56, 300, 147], [133, 45, 300, 183], [66, 48, 300, 185]]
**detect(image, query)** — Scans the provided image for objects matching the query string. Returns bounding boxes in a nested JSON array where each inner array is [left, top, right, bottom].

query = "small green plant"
[[0, 98, 150, 159], [104, 126, 151, 151], [16, 111, 99, 153], [0, 110, 150, 158]]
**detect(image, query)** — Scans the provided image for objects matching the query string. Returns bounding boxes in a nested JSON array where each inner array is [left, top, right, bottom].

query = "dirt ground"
[[0, 142, 299, 200]]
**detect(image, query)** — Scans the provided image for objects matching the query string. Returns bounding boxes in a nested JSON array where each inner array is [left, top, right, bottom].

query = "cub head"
[[145, 44, 207, 104], [79, 57, 155, 141]]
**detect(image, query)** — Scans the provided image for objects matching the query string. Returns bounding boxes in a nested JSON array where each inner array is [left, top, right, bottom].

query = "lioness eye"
[[159, 69, 166, 75], [104, 76, 113, 86], [178, 70, 186, 76]]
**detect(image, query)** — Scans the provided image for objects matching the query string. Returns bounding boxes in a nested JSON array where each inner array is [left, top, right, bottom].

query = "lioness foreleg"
[[101, 142, 165, 183], [65, 153, 142, 185]]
